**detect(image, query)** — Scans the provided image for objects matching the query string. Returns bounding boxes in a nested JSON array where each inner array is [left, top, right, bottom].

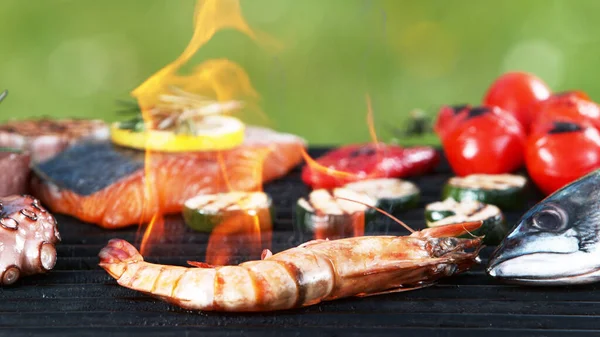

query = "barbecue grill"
[[2, 147, 596, 337]]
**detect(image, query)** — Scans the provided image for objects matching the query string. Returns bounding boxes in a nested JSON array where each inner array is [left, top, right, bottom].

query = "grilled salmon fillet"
[[31, 126, 305, 229], [0, 119, 109, 163]]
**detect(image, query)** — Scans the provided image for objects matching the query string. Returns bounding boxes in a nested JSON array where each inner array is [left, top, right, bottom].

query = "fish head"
[[487, 169, 600, 285]]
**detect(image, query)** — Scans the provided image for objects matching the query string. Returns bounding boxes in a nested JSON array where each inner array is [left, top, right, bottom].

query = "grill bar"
[[0, 148, 595, 336]]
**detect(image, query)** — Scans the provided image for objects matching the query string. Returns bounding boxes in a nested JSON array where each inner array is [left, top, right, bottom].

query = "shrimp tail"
[[98, 239, 143, 278]]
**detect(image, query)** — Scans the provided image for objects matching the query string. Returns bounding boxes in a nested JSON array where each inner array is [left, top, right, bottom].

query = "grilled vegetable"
[[110, 115, 245, 152], [433, 104, 470, 140], [483, 71, 551, 131], [183, 192, 273, 233], [441, 106, 526, 176], [442, 174, 527, 210], [343, 178, 420, 215], [296, 188, 376, 240], [301, 143, 439, 189], [531, 91, 600, 134], [526, 121, 600, 195], [425, 198, 506, 245]]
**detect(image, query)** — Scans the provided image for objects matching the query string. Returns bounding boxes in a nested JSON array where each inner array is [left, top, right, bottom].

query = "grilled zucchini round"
[[442, 174, 527, 210], [426, 197, 507, 245], [343, 178, 420, 215], [183, 192, 273, 233], [296, 188, 376, 239]]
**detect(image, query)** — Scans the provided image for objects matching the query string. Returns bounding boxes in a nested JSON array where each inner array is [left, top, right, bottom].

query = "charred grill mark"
[[127, 265, 140, 288], [171, 269, 188, 300], [213, 269, 226, 311], [350, 146, 377, 158], [451, 104, 468, 114], [549, 121, 583, 134], [467, 204, 486, 217], [150, 267, 166, 293], [244, 267, 267, 310], [232, 194, 254, 211], [468, 106, 490, 118], [310, 250, 338, 300], [203, 194, 252, 212], [276, 260, 305, 308]]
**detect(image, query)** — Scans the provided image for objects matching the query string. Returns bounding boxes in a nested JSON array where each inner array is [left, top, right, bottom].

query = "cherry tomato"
[[433, 104, 471, 140], [442, 106, 526, 176], [301, 143, 439, 189], [526, 121, 600, 195], [483, 71, 551, 131], [530, 91, 600, 134]]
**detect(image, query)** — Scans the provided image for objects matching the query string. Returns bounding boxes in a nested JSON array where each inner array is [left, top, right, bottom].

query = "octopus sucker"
[[0, 195, 60, 285]]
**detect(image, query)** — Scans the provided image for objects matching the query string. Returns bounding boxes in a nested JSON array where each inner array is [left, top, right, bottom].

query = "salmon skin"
[[30, 126, 306, 229], [33, 142, 145, 196]]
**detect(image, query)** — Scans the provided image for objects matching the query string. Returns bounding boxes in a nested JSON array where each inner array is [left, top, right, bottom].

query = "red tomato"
[[442, 106, 527, 176], [301, 143, 439, 189], [526, 121, 600, 195], [433, 104, 470, 140], [531, 91, 600, 134], [483, 71, 551, 131]]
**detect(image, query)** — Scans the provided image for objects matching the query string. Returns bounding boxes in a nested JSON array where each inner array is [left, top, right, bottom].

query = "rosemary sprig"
[[114, 86, 243, 134]]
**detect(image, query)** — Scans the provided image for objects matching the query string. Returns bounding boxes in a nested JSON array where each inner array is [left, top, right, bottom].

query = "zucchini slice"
[[343, 178, 420, 214], [442, 174, 527, 210], [183, 192, 273, 233], [425, 198, 507, 245], [296, 188, 376, 239]]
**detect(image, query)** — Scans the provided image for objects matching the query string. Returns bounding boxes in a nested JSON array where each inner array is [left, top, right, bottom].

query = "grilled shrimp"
[[99, 221, 483, 312]]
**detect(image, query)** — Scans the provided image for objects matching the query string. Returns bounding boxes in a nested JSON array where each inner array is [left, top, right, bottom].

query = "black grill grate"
[[2, 148, 598, 337]]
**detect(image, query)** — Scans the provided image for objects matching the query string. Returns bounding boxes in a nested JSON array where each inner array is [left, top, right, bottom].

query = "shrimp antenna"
[[461, 223, 480, 239], [334, 196, 415, 233]]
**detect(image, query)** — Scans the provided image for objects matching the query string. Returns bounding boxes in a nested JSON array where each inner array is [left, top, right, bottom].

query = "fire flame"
[[206, 146, 273, 265], [300, 93, 383, 182], [131, 0, 274, 260]]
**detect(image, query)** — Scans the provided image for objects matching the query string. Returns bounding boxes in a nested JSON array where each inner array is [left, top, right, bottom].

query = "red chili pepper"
[[433, 104, 471, 140], [483, 71, 551, 131], [526, 120, 600, 195], [442, 106, 526, 176], [530, 91, 600, 134], [301, 143, 439, 189]]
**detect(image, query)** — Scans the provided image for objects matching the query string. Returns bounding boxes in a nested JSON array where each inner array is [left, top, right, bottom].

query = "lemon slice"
[[110, 115, 245, 152]]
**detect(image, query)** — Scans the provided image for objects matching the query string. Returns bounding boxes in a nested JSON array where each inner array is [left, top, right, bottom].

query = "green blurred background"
[[1, 0, 599, 145]]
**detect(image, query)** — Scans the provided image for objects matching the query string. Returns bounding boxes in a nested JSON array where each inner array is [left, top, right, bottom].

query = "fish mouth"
[[487, 252, 600, 285]]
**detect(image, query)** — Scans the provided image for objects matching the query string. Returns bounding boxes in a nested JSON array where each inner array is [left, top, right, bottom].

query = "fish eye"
[[531, 206, 568, 232]]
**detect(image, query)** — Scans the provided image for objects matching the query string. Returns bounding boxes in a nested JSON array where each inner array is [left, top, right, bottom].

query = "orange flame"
[[206, 208, 272, 266], [132, 0, 275, 256], [365, 94, 380, 147], [132, 0, 263, 110], [300, 93, 384, 185], [300, 147, 359, 180], [207, 147, 273, 264]]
